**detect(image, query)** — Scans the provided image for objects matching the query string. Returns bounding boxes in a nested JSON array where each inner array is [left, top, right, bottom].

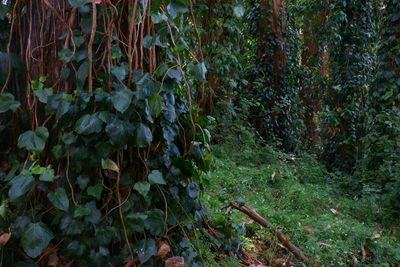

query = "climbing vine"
[[359, 0, 400, 214], [0, 0, 219, 265], [322, 0, 378, 172]]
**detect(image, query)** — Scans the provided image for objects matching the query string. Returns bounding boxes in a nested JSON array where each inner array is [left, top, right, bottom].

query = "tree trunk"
[[18, 0, 70, 88]]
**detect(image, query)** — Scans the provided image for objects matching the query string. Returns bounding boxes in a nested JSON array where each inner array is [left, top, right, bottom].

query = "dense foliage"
[[0, 0, 398, 265], [360, 0, 400, 215], [0, 1, 216, 266]]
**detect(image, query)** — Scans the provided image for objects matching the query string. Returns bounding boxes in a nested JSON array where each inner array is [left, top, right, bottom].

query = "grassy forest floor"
[[200, 128, 400, 266]]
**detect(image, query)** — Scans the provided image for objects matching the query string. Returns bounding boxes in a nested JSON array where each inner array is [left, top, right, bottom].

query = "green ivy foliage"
[[359, 0, 400, 214], [246, 0, 303, 151], [322, 0, 378, 172], [0, 1, 221, 266]]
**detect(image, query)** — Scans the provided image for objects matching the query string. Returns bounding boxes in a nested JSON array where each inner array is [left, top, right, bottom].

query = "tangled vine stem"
[[87, 1, 97, 94]]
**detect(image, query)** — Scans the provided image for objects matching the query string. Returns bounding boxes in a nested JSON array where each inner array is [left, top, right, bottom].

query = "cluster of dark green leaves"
[[0, 73, 212, 267], [358, 0, 400, 215], [245, 0, 303, 151], [194, 1, 248, 101], [321, 0, 378, 172], [0, 0, 217, 266]]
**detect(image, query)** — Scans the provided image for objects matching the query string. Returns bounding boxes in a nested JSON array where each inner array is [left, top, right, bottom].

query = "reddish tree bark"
[[257, 0, 286, 93], [18, 0, 70, 88], [300, 7, 329, 146]]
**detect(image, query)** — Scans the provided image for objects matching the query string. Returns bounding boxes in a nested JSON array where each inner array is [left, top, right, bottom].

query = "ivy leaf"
[[74, 114, 103, 135], [61, 132, 77, 145], [61, 67, 71, 80], [18, 127, 49, 153], [77, 61, 89, 89], [0, 200, 8, 219], [233, 4, 245, 18], [31, 165, 45, 175], [134, 239, 157, 264], [143, 36, 155, 48], [68, 0, 90, 8], [148, 94, 162, 117], [189, 62, 207, 81], [101, 158, 119, 173], [111, 45, 122, 59], [47, 188, 69, 212], [111, 63, 128, 81], [190, 142, 204, 162], [87, 184, 103, 200], [105, 119, 134, 147], [148, 170, 166, 185], [39, 168, 54, 182], [109, 88, 133, 113], [84, 201, 101, 224], [187, 182, 199, 199], [136, 73, 157, 100], [134, 123, 153, 148], [0, 93, 20, 113], [76, 175, 90, 190], [0, 3, 10, 20], [8, 175, 35, 201], [98, 111, 114, 123], [58, 48, 73, 63], [73, 205, 91, 218], [144, 209, 166, 236], [134, 181, 150, 197], [17, 131, 43, 152], [45, 93, 72, 120], [73, 36, 86, 48], [167, 68, 182, 82], [34, 88, 53, 104], [166, 2, 188, 18], [35, 126, 49, 140], [162, 92, 177, 122], [126, 213, 148, 233], [151, 12, 168, 24], [20, 222, 54, 258]]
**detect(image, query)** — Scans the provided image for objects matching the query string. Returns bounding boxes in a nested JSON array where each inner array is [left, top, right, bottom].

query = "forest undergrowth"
[[202, 126, 400, 266]]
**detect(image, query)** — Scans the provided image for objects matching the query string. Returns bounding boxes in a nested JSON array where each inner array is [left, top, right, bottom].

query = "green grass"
[[202, 133, 400, 266]]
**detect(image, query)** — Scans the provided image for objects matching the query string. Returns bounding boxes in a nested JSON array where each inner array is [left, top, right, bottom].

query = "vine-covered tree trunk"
[[360, 0, 400, 213], [323, 0, 376, 172], [301, 18, 320, 146], [257, 0, 286, 93], [0, 1, 212, 265], [300, 4, 329, 147], [18, 0, 69, 87]]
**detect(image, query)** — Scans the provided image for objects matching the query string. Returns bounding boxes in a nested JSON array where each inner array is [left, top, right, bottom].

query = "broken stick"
[[229, 202, 309, 264]]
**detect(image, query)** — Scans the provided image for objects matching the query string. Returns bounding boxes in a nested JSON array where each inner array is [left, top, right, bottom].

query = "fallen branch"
[[229, 202, 309, 264]]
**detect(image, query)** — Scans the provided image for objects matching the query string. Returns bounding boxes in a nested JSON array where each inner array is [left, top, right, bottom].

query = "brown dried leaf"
[[319, 242, 331, 248], [371, 231, 381, 239], [271, 259, 286, 267], [0, 163, 10, 172], [165, 257, 184, 267], [330, 208, 339, 215], [270, 171, 276, 182], [124, 258, 137, 267], [0, 232, 11, 247], [303, 226, 320, 233], [361, 244, 372, 261], [157, 240, 171, 259], [47, 252, 59, 267]]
